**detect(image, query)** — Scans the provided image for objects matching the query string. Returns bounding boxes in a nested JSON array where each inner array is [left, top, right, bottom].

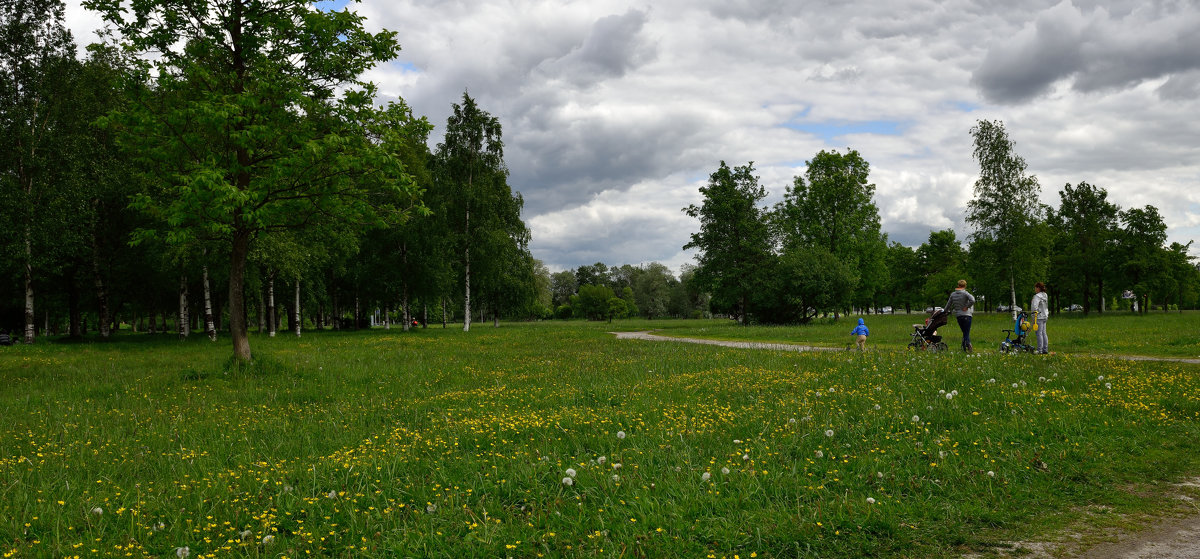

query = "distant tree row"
[[684, 121, 1199, 323], [547, 262, 710, 321], [0, 0, 540, 358]]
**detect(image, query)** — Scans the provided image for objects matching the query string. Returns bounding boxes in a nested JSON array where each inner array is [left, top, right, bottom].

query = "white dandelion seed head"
[[788, 418, 797, 424], [939, 390, 946, 395], [612, 474, 620, 482], [240, 530, 253, 541], [733, 439, 742, 444], [873, 404, 881, 410], [616, 431, 626, 439], [1039, 377, 1046, 382], [1012, 383, 1019, 388], [802, 416, 812, 422], [597, 456, 606, 465], [613, 463, 622, 470], [988, 378, 996, 383], [1106, 383, 1112, 389], [262, 534, 275, 545], [154, 522, 166, 532], [674, 466, 682, 472], [926, 405, 933, 411], [561, 477, 573, 486], [283, 485, 293, 493], [866, 497, 876, 504], [742, 454, 750, 461], [701, 472, 711, 481], [816, 391, 823, 397], [828, 387, 835, 393], [91, 507, 103, 515], [939, 451, 947, 458], [875, 386, 882, 391], [1098, 375, 1104, 381], [327, 490, 338, 499], [815, 450, 824, 458], [825, 429, 834, 437], [175, 547, 190, 559], [952, 390, 959, 396], [911, 415, 920, 423], [987, 470, 995, 477], [565, 468, 577, 478], [877, 471, 884, 479], [945, 393, 954, 400], [1021, 380, 1027, 386], [721, 467, 730, 475]]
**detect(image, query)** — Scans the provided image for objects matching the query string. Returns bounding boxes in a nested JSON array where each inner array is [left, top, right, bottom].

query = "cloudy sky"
[[64, 0, 1200, 274]]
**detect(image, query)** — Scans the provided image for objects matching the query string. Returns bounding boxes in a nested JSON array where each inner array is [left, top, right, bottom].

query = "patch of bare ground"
[[963, 479, 1200, 559]]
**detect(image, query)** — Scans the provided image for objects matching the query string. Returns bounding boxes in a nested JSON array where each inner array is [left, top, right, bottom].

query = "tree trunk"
[[257, 283, 265, 333], [179, 272, 190, 339], [442, 296, 447, 328], [1009, 269, 1018, 321], [267, 271, 276, 337], [293, 278, 301, 337], [68, 273, 81, 338], [1099, 278, 1106, 313], [23, 226, 35, 344], [228, 228, 252, 361], [463, 239, 471, 332], [91, 228, 111, 339], [402, 241, 411, 332], [202, 258, 216, 342], [423, 303, 428, 329], [354, 295, 360, 330]]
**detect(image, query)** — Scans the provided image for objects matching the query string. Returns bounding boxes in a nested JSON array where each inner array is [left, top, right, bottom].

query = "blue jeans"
[[956, 315, 972, 351]]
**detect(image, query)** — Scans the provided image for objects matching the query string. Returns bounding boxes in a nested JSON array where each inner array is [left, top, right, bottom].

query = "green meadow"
[[2, 317, 1200, 558]]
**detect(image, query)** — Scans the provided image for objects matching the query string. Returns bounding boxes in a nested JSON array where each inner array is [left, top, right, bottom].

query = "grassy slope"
[[1, 321, 1198, 558]]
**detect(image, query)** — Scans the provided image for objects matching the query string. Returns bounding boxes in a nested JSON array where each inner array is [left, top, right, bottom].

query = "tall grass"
[[2, 321, 1199, 558]]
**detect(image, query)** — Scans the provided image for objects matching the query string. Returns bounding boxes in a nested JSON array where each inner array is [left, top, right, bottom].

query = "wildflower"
[[91, 507, 103, 515], [612, 474, 620, 482], [175, 547, 190, 559], [825, 429, 834, 437], [945, 393, 953, 400], [939, 390, 946, 395], [952, 390, 959, 396], [987, 471, 995, 477], [1039, 376, 1046, 382], [911, 415, 920, 423], [597, 456, 607, 465], [153, 522, 166, 532], [788, 418, 797, 424], [613, 463, 622, 469], [262, 535, 275, 545], [877, 471, 884, 479], [561, 476, 573, 486], [566, 468, 577, 478], [742, 454, 750, 461], [802, 416, 812, 422], [873, 404, 881, 410], [1012, 383, 1019, 388], [327, 490, 338, 499], [866, 497, 876, 504], [1097, 375, 1104, 381], [828, 387, 835, 393], [1106, 383, 1112, 389], [617, 431, 626, 439], [988, 378, 996, 384], [939, 451, 947, 458], [239, 530, 253, 541], [721, 467, 730, 475], [701, 472, 711, 482], [815, 450, 824, 459], [426, 503, 437, 513]]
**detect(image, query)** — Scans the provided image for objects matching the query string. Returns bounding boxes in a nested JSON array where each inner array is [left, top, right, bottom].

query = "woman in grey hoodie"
[[1030, 282, 1050, 354], [944, 279, 975, 352]]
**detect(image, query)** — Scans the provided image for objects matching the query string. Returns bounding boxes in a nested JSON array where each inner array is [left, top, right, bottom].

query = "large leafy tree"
[[1050, 182, 1119, 314], [434, 92, 515, 331], [683, 161, 772, 323], [1117, 205, 1168, 314], [966, 120, 1049, 317], [86, 0, 418, 361]]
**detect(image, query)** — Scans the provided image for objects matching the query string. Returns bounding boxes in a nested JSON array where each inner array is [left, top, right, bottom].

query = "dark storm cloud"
[[973, 1, 1200, 104], [538, 9, 654, 87]]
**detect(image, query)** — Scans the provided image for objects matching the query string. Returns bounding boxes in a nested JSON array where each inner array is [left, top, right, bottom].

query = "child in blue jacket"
[[851, 318, 869, 351]]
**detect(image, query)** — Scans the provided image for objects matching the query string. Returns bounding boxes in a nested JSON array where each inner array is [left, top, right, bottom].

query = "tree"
[[966, 120, 1048, 318], [1050, 182, 1120, 314], [550, 270, 577, 308], [575, 262, 610, 287], [683, 162, 772, 323], [918, 229, 967, 307], [631, 262, 673, 319], [434, 92, 508, 332], [1117, 205, 1168, 314], [87, 0, 419, 361], [883, 242, 920, 312], [0, 0, 76, 343]]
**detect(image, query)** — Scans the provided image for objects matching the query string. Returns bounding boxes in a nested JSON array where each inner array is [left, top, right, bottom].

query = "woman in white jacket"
[[1030, 282, 1050, 354]]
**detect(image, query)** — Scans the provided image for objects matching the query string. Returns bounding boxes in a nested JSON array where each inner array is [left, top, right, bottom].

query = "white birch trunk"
[[267, 272, 276, 337], [293, 279, 301, 337], [179, 273, 190, 339], [202, 261, 216, 341], [23, 227, 34, 344]]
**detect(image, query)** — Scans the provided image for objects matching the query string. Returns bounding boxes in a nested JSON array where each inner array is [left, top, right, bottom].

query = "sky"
[[63, 0, 1200, 274]]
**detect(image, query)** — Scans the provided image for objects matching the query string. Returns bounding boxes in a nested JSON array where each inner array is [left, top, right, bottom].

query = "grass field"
[[650, 311, 1200, 359], [2, 318, 1200, 558]]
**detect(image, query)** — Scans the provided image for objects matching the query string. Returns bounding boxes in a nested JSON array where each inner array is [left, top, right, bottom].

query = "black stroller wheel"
[[933, 342, 948, 352]]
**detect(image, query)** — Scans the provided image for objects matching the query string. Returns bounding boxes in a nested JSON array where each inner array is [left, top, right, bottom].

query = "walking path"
[[612, 331, 1200, 364], [614, 331, 1200, 558]]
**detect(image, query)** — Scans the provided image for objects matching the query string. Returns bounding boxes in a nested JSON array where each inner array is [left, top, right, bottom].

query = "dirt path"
[[613, 331, 1200, 558]]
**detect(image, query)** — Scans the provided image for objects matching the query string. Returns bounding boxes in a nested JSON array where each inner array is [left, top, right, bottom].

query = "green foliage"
[[683, 161, 772, 323]]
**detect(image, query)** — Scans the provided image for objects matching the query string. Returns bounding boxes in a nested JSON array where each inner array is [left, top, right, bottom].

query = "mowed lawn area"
[[655, 311, 1200, 358], [2, 317, 1200, 558]]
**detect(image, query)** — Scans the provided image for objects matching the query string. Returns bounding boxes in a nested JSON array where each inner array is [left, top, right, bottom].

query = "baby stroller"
[[908, 309, 949, 352], [999, 311, 1036, 354]]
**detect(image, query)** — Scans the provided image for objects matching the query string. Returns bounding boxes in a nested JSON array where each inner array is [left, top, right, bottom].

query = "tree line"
[[684, 121, 1200, 323], [0, 0, 540, 358]]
